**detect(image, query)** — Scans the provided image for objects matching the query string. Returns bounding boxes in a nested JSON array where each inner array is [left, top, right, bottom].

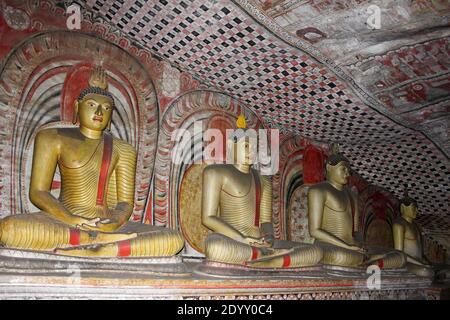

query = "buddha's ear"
[[107, 115, 112, 131], [400, 203, 408, 215], [72, 101, 79, 125]]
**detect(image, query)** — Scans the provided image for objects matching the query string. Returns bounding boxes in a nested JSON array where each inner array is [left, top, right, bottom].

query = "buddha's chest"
[[58, 140, 118, 171], [222, 171, 254, 197], [325, 188, 352, 213], [322, 189, 353, 238], [404, 223, 419, 241]]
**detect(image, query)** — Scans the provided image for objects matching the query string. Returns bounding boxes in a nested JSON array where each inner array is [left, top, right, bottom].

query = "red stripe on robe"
[[251, 247, 258, 260], [69, 229, 80, 246], [282, 255, 291, 268], [118, 240, 131, 257], [96, 133, 113, 206], [253, 170, 261, 227]]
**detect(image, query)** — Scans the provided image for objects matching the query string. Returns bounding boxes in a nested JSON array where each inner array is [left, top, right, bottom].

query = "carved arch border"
[[273, 135, 328, 240], [150, 90, 265, 228], [358, 186, 398, 247], [0, 30, 159, 220]]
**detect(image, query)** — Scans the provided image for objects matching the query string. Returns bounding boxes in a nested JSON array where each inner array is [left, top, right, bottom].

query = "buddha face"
[[326, 161, 350, 185], [77, 94, 113, 132], [401, 203, 418, 220], [235, 137, 257, 165]]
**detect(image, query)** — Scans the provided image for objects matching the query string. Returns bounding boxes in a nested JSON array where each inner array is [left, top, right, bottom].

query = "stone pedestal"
[[0, 249, 441, 300]]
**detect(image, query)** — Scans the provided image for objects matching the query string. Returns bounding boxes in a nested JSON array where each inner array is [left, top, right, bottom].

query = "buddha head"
[[228, 114, 257, 166], [325, 143, 350, 186], [73, 66, 114, 133], [400, 189, 418, 220]]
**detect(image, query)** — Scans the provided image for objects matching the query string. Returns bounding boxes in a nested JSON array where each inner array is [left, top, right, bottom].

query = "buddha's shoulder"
[[393, 216, 408, 227], [35, 127, 73, 143], [112, 137, 136, 155], [203, 164, 233, 176], [308, 182, 334, 195], [308, 181, 331, 191], [258, 174, 272, 185]]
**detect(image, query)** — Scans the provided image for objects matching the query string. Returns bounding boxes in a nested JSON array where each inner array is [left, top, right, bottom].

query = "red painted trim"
[[146, 282, 356, 290], [118, 240, 132, 257], [96, 133, 113, 206], [69, 229, 80, 246], [345, 188, 356, 236], [253, 170, 261, 227], [282, 255, 291, 268], [378, 259, 384, 269], [251, 247, 258, 260]]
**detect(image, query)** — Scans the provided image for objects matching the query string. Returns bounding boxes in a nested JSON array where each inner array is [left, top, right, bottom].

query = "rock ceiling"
[[255, 0, 450, 157], [81, 0, 450, 243]]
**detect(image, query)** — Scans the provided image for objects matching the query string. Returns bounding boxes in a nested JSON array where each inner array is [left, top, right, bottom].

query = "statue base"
[[0, 248, 189, 276], [194, 261, 325, 279], [0, 249, 444, 300]]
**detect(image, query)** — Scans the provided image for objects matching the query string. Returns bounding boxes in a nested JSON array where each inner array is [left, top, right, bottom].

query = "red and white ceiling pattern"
[[84, 1, 449, 236], [255, 0, 450, 155]]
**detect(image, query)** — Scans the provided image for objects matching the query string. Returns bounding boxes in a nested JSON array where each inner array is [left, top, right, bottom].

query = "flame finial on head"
[[401, 185, 417, 206], [77, 65, 114, 106], [330, 142, 340, 155], [88, 65, 108, 90], [326, 142, 349, 166], [229, 114, 249, 143], [236, 114, 247, 129], [403, 185, 409, 199]]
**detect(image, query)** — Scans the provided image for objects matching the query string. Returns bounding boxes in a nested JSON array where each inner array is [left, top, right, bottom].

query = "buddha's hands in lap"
[[80, 220, 118, 232], [242, 236, 272, 248], [79, 209, 128, 232], [346, 244, 366, 254], [70, 216, 101, 229], [343, 238, 366, 254]]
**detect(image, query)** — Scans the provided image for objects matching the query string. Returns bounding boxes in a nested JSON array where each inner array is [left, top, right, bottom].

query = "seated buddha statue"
[[307, 146, 406, 269], [201, 115, 323, 268], [0, 66, 184, 257], [393, 191, 434, 277]]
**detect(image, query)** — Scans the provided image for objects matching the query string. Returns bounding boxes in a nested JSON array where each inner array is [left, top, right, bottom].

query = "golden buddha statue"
[[201, 115, 323, 268], [0, 66, 184, 257], [393, 190, 434, 277], [307, 146, 406, 269]]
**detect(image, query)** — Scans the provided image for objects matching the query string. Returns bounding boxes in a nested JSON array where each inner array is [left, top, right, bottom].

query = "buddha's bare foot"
[[54, 244, 117, 257], [89, 232, 137, 245]]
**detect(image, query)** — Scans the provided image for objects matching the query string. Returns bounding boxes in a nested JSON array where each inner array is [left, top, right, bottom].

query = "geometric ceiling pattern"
[[80, 1, 450, 240], [256, 0, 450, 157], [83, 0, 450, 236]]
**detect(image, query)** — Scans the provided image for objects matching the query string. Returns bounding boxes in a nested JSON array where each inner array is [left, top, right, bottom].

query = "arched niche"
[[273, 135, 327, 240], [0, 31, 158, 221], [150, 90, 264, 254], [286, 176, 316, 244], [359, 188, 398, 249]]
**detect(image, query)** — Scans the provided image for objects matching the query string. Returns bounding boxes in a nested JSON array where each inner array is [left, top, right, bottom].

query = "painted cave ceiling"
[[1, 1, 449, 242], [256, 0, 450, 155], [82, 0, 450, 239]]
